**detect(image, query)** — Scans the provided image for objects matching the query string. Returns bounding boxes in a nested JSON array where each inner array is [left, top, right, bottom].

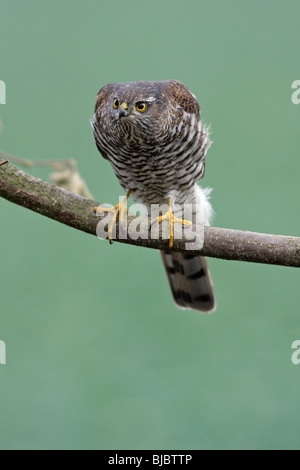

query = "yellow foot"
[[94, 189, 132, 243], [153, 197, 192, 248]]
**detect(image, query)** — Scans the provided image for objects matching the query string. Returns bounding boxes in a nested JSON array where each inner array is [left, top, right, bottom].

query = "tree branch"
[[1, 158, 300, 268]]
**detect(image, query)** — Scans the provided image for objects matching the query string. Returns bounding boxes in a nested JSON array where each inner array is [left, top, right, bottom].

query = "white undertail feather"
[[195, 185, 214, 226]]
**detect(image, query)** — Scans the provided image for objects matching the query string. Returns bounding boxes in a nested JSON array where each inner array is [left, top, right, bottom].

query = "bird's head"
[[95, 81, 171, 137], [93, 80, 201, 147]]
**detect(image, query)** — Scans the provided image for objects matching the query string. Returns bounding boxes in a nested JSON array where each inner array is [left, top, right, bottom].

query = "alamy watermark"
[[0, 80, 6, 104], [291, 340, 300, 365], [95, 199, 205, 250], [0, 340, 6, 365], [291, 80, 300, 105]]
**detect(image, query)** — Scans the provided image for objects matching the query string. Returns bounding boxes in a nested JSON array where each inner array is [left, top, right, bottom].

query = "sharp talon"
[[152, 197, 192, 248], [182, 221, 193, 230], [94, 205, 114, 215], [150, 219, 159, 230], [95, 189, 131, 242]]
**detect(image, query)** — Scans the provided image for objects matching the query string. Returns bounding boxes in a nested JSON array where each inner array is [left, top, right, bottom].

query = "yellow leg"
[[94, 189, 132, 243], [154, 197, 192, 248]]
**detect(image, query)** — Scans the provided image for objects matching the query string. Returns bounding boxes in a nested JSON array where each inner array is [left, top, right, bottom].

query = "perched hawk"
[[91, 80, 216, 313]]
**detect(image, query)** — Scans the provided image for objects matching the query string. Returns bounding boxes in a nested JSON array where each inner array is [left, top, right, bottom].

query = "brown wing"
[[93, 83, 119, 160], [165, 80, 200, 115], [94, 83, 118, 113]]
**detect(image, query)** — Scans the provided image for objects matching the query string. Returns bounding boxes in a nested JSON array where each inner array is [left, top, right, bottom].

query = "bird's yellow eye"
[[136, 102, 147, 112], [113, 98, 119, 109]]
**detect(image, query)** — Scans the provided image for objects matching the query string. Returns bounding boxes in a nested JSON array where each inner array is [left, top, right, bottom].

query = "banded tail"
[[160, 251, 216, 313]]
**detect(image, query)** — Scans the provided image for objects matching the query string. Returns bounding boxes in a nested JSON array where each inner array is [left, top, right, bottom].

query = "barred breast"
[[91, 109, 211, 206]]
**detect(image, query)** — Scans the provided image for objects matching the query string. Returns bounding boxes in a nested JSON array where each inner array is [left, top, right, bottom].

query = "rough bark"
[[1, 158, 300, 267]]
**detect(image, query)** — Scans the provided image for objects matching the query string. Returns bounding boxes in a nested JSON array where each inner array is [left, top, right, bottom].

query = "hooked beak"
[[119, 102, 129, 119]]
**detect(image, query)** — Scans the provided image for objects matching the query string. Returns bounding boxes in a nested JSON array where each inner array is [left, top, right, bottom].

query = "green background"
[[0, 0, 300, 450]]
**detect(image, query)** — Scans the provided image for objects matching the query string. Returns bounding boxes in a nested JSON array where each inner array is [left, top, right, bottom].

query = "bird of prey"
[[91, 80, 216, 313]]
